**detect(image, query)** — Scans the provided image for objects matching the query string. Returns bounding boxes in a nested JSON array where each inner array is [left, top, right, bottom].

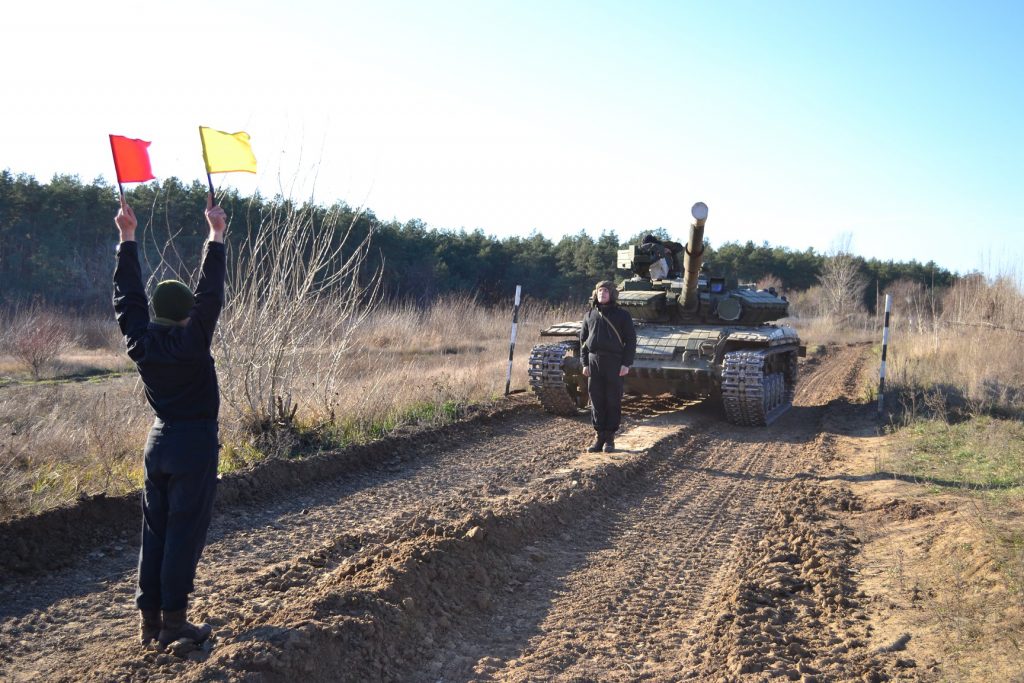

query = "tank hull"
[[528, 321, 803, 426]]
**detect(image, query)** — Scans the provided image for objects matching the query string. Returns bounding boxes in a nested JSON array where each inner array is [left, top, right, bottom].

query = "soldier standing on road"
[[580, 280, 637, 453], [113, 193, 226, 650]]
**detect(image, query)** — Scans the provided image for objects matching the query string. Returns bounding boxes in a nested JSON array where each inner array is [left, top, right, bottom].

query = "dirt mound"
[[874, 497, 944, 522]]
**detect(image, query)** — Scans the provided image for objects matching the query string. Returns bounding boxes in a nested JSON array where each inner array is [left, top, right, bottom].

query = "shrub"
[[4, 307, 79, 379]]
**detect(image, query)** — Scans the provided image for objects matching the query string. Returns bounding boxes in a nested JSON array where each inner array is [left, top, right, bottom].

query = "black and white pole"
[[877, 293, 892, 417], [505, 285, 522, 396]]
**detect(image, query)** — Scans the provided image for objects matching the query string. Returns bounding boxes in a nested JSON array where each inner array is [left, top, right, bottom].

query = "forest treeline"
[[0, 171, 958, 310]]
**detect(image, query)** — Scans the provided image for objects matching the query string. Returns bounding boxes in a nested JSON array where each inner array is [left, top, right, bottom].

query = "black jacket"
[[580, 303, 637, 367], [113, 241, 226, 421]]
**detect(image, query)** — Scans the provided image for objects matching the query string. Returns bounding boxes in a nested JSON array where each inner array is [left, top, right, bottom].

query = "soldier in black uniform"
[[113, 193, 226, 649], [580, 280, 637, 452]]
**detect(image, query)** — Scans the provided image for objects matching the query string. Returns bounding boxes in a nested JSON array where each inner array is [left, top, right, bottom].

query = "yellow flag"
[[199, 126, 257, 174]]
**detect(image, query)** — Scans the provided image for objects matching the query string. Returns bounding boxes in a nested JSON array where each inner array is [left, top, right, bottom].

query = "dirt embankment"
[[0, 400, 537, 576], [2, 344, 934, 682]]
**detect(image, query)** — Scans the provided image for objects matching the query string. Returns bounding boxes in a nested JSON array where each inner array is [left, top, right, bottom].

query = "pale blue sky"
[[3, 1, 1021, 275]]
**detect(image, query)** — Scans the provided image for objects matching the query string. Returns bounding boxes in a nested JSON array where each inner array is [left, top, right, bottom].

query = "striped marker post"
[[505, 285, 522, 396], [877, 293, 893, 417]]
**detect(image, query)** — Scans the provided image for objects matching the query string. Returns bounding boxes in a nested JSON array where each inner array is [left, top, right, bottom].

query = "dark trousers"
[[588, 353, 624, 433], [136, 418, 219, 612]]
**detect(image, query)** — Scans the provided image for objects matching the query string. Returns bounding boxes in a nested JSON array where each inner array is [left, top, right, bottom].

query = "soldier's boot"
[[140, 609, 162, 645], [603, 432, 616, 452], [157, 608, 212, 649], [587, 432, 605, 452]]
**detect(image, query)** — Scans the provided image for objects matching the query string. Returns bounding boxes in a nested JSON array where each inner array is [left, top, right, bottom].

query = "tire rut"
[[0, 398, 682, 682], [460, 435, 784, 682], [0, 349, 869, 682], [456, 352, 861, 682]]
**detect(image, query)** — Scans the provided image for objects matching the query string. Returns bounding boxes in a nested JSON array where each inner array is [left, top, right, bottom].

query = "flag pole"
[[206, 173, 217, 206], [108, 135, 125, 200], [200, 126, 217, 206]]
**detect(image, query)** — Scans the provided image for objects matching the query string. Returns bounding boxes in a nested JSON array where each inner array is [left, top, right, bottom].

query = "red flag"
[[109, 135, 155, 183]]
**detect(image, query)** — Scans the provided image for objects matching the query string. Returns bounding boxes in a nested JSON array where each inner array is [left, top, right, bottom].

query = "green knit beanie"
[[152, 280, 195, 323]]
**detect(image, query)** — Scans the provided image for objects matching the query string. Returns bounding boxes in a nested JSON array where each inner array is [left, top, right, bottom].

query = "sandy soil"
[[819, 387, 1024, 683], [1, 344, 991, 682]]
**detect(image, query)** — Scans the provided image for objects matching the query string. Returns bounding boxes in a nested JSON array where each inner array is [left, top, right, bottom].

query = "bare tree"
[[215, 199, 382, 440], [886, 278, 931, 333], [818, 234, 867, 320]]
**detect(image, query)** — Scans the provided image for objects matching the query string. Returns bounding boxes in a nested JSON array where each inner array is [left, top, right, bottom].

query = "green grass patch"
[[219, 442, 268, 474], [22, 456, 143, 515], [886, 415, 1024, 605], [0, 370, 134, 388], [399, 399, 464, 426], [335, 399, 466, 443], [886, 416, 1024, 500], [219, 398, 469, 474]]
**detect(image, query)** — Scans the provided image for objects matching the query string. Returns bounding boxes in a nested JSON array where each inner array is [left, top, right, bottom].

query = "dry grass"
[[221, 295, 581, 453], [784, 281, 879, 349], [0, 297, 582, 519], [887, 268, 1024, 419], [887, 327, 1024, 417], [870, 270, 1024, 666], [786, 313, 877, 350], [4, 268, 1019, 522], [0, 377, 149, 518]]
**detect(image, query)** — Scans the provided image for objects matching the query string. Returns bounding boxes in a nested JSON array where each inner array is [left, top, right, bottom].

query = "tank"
[[527, 202, 805, 426]]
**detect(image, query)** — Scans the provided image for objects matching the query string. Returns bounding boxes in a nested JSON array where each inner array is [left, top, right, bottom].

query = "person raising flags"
[[113, 192, 227, 649]]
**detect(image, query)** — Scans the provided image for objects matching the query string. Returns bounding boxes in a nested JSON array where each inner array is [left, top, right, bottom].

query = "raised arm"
[[181, 194, 227, 351], [112, 196, 149, 360]]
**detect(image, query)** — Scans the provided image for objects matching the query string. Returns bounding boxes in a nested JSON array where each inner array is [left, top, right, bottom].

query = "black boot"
[[157, 608, 212, 648], [140, 609, 161, 645], [587, 431, 605, 452], [603, 431, 616, 452]]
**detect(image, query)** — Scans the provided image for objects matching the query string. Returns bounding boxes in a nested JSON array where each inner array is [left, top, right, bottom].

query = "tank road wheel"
[[528, 341, 587, 415], [721, 348, 797, 426]]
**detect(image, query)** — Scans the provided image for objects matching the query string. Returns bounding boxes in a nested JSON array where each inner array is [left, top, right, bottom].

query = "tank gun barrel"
[[680, 202, 708, 312]]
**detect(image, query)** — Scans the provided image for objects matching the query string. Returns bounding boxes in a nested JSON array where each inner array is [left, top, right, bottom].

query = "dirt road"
[[0, 345, 914, 682]]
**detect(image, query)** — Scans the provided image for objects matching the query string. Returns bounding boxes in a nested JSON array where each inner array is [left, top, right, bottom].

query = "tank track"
[[721, 348, 797, 426], [527, 341, 583, 416]]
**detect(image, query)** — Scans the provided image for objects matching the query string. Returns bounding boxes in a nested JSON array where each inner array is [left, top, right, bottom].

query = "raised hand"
[[115, 195, 138, 242], [205, 193, 228, 243]]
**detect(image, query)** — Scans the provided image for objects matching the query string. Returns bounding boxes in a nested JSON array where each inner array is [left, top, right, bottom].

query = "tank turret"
[[613, 203, 791, 327]]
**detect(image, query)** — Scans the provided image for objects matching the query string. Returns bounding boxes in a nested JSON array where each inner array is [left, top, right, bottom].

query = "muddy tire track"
[[0, 347, 871, 682], [447, 346, 869, 682], [0, 396, 679, 681]]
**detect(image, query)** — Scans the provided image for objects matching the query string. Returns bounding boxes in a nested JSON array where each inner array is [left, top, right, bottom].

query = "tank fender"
[[539, 321, 583, 337]]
